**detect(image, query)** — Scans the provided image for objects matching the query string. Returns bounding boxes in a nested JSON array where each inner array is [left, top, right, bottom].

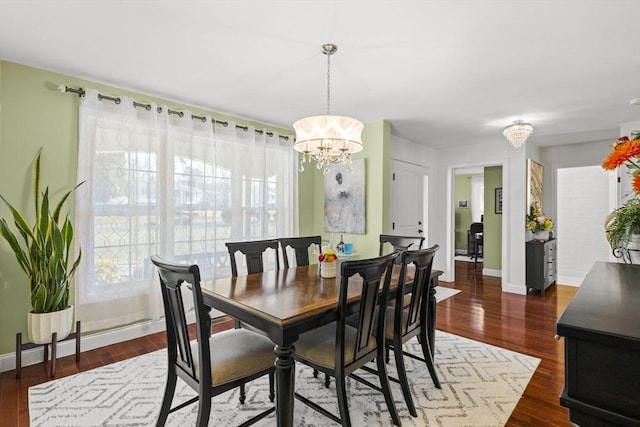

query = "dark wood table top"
[[200, 265, 443, 345], [557, 261, 640, 346]]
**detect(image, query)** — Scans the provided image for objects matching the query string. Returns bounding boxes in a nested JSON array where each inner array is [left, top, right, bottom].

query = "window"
[[76, 89, 297, 332]]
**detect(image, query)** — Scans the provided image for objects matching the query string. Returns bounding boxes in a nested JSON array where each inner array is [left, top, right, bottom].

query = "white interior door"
[[390, 160, 428, 238]]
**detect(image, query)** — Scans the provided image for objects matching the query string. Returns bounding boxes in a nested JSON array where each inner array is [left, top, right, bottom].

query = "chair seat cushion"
[[294, 322, 377, 370], [382, 307, 420, 341], [183, 329, 275, 386]]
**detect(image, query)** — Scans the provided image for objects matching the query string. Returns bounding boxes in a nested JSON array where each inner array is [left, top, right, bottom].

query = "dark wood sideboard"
[[526, 238, 557, 296], [556, 262, 640, 426]]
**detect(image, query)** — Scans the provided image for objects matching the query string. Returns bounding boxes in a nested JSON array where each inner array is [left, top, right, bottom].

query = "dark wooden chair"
[[293, 253, 402, 427], [225, 239, 280, 277], [380, 245, 441, 416], [225, 239, 281, 402], [467, 222, 483, 257], [279, 235, 322, 268], [150, 255, 275, 427], [379, 234, 425, 261]]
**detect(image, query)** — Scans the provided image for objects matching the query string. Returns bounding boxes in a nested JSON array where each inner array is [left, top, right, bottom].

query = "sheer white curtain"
[[471, 175, 484, 223], [75, 89, 297, 332]]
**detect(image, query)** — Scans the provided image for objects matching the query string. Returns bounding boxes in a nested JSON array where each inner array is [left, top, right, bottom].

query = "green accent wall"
[[0, 60, 391, 357], [301, 120, 391, 259], [0, 61, 295, 356], [454, 175, 473, 251], [483, 166, 503, 270]]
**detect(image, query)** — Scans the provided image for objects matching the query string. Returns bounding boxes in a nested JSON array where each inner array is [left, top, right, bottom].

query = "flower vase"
[[320, 261, 337, 278], [534, 230, 550, 241]]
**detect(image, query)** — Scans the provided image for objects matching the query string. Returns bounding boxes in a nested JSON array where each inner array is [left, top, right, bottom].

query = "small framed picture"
[[495, 188, 503, 214], [458, 200, 468, 209]]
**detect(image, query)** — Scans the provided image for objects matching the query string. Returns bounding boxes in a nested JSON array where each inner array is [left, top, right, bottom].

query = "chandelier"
[[503, 120, 533, 149], [293, 44, 363, 174]]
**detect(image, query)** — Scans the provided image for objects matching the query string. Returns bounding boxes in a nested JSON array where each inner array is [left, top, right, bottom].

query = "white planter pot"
[[527, 229, 550, 242], [320, 261, 337, 278], [627, 235, 640, 264], [28, 305, 74, 344]]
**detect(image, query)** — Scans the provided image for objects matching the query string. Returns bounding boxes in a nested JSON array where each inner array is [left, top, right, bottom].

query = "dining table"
[[200, 263, 443, 427]]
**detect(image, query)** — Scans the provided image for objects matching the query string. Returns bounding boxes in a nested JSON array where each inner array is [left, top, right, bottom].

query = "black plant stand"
[[15, 320, 81, 379]]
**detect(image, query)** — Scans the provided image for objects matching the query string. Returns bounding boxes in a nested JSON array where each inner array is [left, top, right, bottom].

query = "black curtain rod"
[[59, 85, 290, 141]]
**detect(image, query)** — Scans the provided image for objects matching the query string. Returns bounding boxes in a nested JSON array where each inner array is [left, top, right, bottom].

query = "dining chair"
[[279, 235, 322, 268], [380, 245, 441, 417], [293, 253, 402, 427], [379, 234, 425, 261], [225, 239, 280, 277], [150, 255, 275, 427]]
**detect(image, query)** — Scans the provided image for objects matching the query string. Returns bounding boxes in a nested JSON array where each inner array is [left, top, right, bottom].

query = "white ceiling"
[[1, 1, 639, 149]]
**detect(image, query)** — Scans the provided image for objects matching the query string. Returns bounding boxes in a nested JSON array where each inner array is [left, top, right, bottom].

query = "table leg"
[[274, 344, 295, 427], [427, 277, 437, 358]]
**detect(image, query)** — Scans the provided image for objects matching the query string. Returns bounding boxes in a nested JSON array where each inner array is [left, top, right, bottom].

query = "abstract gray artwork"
[[324, 159, 365, 234]]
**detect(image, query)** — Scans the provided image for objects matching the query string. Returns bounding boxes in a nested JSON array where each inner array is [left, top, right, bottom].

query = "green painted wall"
[[0, 61, 296, 356], [454, 175, 473, 251], [302, 120, 390, 258], [483, 166, 503, 270]]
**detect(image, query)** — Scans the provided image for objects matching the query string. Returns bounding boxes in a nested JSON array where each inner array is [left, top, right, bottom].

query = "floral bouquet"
[[601, 131, 640, 261], [318, 248, 338, 278], [526, 202, 553, 232], [601, 130, 640, 195]]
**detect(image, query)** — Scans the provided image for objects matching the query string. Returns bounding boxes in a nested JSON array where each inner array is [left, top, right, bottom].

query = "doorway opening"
[[448, 163, 505, 284]]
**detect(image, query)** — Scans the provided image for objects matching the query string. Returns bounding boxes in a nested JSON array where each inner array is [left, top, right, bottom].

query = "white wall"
[[433, 138, 526, 294], [557, 166, 611, 285], [540, 139, 613, 224], [391, 134, 438, 245]]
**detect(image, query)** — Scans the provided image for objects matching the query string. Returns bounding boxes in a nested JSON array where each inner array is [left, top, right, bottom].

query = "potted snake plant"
[[0, 148, 84, 344]]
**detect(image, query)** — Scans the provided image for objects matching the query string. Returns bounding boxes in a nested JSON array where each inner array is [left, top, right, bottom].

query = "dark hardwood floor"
[[0, 260, 578, 426]]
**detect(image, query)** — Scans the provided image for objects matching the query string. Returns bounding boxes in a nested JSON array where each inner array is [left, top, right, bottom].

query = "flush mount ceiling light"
[[293, 44, 363, 175], [503, 120, 533, 149]]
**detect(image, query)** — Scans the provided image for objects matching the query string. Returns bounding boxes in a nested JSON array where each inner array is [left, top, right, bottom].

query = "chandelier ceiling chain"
[[503, 120, 533, 149], [324, 44, 333, 115], [293, 44, 363, 175]]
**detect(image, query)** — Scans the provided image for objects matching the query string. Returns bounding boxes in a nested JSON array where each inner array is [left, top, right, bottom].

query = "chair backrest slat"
[[379, 234, 425, 258], [396, 245, 439, 337], [151, 256, 211, 383], [279, 236, 322, 268], [337, 253, 398, 367], [226, 239, 280, 277]]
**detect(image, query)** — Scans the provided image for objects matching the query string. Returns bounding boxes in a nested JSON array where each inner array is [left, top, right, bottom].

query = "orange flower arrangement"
[[602, 133, 640, 194]]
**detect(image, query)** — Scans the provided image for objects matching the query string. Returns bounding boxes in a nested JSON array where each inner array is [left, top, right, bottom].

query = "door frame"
[[446, 160, 508, 286]]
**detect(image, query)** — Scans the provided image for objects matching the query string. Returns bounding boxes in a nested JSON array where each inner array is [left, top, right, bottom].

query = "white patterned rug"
[[435, 286, 460, 302], [29, 329, 539, 427]]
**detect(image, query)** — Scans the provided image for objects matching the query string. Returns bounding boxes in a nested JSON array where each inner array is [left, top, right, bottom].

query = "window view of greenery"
[[92, 150, 278, 288]]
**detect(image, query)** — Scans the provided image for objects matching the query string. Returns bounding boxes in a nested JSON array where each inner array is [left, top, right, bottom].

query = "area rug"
[[29, 329, 539, 426], [435, 286, 460, 302]]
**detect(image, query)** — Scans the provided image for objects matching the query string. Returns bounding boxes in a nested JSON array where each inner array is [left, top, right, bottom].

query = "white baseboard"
[[482, 268, 501, 277], [557, 275, 582, 287], [558, 269, 585, 286], [0, 312, 198, 374], [501, 282, 526, 295]]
